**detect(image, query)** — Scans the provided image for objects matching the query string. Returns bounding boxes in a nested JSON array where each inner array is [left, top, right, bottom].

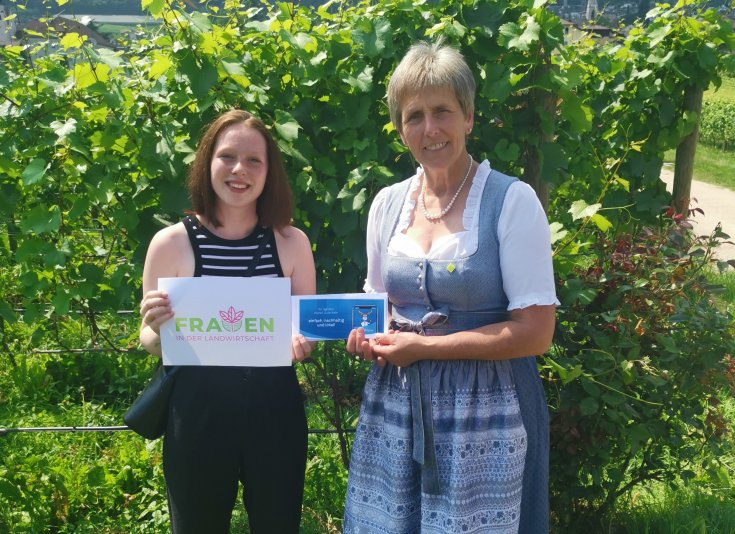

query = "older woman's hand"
[[347, 327, 387, 366], [370, 332, 426, 368]]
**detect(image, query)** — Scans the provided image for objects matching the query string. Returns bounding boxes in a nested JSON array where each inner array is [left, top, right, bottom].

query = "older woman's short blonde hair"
[[387, 41, 476, 133]]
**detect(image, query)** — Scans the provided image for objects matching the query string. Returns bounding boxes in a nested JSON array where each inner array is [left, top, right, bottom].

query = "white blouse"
[[364, 160, 560, 310]]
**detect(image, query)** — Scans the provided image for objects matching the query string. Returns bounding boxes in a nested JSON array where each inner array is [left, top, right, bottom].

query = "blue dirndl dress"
[[343, 169, 550, 534]]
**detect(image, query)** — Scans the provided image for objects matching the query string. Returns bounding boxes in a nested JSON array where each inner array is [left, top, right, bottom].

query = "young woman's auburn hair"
[[187, 109, 294, 229]]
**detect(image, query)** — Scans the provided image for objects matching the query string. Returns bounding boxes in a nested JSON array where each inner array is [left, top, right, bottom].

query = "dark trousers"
[[163, 366, 308, 534]]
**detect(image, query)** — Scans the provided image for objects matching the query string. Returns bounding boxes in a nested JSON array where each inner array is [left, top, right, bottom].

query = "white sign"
[[158, 277, 292, 367]]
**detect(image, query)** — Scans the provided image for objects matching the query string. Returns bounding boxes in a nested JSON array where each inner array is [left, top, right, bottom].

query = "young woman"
[[138, 110, 315, 534]]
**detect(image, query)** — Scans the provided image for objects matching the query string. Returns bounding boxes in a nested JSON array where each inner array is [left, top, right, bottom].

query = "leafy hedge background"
[[1, 0, 734, 531]]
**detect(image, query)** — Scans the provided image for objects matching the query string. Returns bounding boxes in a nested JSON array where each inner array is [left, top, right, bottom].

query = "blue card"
[[292, 293, 388, 341]]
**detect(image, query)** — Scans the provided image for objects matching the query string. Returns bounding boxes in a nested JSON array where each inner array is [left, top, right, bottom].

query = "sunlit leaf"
[[51, 118, 77, 141], [148, 54, 173, 79], [590, 213, 612, 232], [352, 188, 367, 211], [274, 111, 300, 141], [142, 0, 166, 18], [221, 59, 245, 77], [560, 94, 593, 132], [96, 48, 123, 69], [614, 176, 630, 191], [220, 59, 250, 88], [343, 66, 373, 92], [188, 12, 212, 34], [500, 15, 540, 51], [59, 32, 86, 49], [648, 24, 671, 47], [72, 62, 109, 88], [569, 199, 601, 221], [352, 17, 391, 58], [549, 222, 568, 244]]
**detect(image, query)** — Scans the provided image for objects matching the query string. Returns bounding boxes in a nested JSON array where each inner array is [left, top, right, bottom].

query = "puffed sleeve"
[[363, 187, 389, 293], [498, 181, 560, 310]]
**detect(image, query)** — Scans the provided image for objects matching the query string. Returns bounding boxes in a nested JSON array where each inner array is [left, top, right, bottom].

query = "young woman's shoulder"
[[149, 222, 190, 253], [275, 225, 310, 248], [145, 222, 194, 278], [274, 225, 315, 284]]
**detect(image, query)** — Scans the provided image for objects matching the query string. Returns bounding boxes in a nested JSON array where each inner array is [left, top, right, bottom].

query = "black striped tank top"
[[182, 215, 284, 278]]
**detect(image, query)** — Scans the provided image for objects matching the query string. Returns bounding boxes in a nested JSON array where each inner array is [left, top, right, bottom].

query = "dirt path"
[[659, 167, 735, 262]]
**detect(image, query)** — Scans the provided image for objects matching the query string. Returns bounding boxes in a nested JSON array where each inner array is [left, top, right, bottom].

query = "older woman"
[[344, 42, 559, 533]]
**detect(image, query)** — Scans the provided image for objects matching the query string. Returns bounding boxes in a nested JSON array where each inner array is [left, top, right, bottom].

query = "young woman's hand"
[[291, 335, 315, 363], [139, 290, 174, 335]]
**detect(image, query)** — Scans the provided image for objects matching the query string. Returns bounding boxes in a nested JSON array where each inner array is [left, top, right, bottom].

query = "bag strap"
[[182, 215, 203, 276], [245, 227, 271, 276]]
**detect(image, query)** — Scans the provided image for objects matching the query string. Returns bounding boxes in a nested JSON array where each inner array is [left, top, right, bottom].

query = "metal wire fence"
[[1, 343, 357, 438], [0, 426, 353, 436]]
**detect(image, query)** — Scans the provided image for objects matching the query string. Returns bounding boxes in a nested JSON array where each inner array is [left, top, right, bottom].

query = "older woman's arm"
[[370, 304, 555, 368]]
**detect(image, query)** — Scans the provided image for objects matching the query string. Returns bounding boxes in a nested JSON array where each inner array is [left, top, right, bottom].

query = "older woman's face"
[[399, 86, 473, 174]]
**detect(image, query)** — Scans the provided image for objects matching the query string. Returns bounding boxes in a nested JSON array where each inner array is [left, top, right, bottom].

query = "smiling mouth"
[[425, 142, 448, 151], [226, 181, 250, 190]]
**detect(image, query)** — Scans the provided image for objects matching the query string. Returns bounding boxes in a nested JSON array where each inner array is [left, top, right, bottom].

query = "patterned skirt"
[[344, 358, 527, 534]]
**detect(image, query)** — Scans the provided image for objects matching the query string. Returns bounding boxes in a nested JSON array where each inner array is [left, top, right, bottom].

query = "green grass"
[[609, 489, 735, 534], [94, 23, 138, 36], [664, 144, 735, 190], [93, 23, 149, 40], [605, 392, 735, 534], [707, 76, 735, 103], [707, 268, 735, 307]]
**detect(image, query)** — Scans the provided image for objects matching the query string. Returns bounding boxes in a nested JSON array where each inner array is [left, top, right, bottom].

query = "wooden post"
[[523, 140, 550, 211], [522, 60, 554, 212], [672, 84, 704, 215]]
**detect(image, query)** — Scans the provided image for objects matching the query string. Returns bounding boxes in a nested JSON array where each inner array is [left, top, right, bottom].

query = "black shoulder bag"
[[124, 226, 273, 439]]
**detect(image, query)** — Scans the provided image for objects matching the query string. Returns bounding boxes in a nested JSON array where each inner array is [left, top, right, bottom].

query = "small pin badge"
[[447, 263, 456, 273]]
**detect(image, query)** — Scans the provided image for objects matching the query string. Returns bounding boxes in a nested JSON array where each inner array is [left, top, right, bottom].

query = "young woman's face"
[[209, 123, 268, 211], [399, 85, 473, 175]]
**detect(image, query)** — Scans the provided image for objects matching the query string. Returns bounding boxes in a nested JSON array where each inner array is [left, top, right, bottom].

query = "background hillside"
[[11, 0, 143, 18], [8, 1, 231, 18], [8, 1, 330, 19], [9, 0, 732, 23]]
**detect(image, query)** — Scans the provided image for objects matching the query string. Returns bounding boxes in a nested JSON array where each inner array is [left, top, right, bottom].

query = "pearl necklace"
[[418, 154, 473, 221]]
